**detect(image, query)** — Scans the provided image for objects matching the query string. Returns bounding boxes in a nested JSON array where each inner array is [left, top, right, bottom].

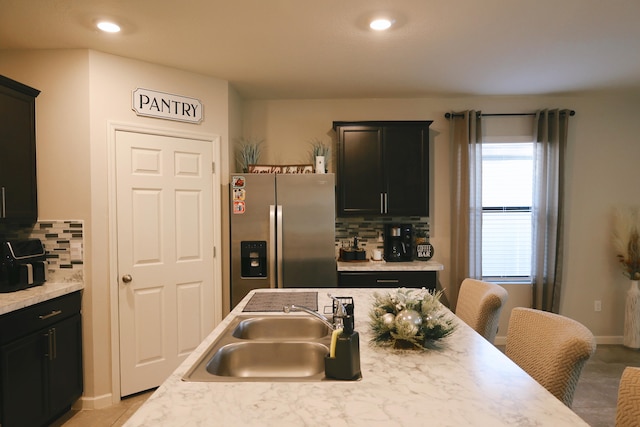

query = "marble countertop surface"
[[123, 288, 588, 427], [0, 280, 84, 315], [337, 259, 444, 271]]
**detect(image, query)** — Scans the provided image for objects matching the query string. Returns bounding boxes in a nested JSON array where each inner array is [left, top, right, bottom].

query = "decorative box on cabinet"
[[333, 120, 432, 217], [0, 291, 83, 427], [0, 75, 40, 223], [337, 271, 436, 290]]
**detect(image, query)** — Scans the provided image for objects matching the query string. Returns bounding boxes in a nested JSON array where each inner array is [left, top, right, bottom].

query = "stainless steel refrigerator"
[[230, 173, 337, 308]]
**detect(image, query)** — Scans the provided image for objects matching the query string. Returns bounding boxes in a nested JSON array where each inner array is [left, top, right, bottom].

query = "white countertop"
[[0, 281, 84, 315], [123, 288, 588, 427], [337, 259, 444, 271]]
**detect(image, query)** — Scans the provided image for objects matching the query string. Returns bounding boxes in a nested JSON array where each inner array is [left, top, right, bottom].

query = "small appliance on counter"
[[0, 239, 47, 293], [384, 224, 413, 262], [339, 236, 367, 261]]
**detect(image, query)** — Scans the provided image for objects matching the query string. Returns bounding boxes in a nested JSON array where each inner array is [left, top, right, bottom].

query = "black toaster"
[[0, 239, 47, 292]]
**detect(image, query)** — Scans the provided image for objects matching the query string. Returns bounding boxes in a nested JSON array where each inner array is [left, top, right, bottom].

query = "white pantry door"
[[115, 130, 215, 396]]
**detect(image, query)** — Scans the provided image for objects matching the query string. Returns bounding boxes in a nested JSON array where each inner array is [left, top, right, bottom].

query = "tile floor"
[[50, 389, 154, 427], [572, 345, 640, 427], [51, 345, 640, 427]]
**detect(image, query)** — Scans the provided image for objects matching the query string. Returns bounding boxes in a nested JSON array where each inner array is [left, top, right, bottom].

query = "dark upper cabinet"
[[0, 75, 40, 223], [334, 121, 432, 217]]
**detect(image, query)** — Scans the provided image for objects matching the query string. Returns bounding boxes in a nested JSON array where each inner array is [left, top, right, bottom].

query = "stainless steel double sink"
[[182, 315, 334, 382]]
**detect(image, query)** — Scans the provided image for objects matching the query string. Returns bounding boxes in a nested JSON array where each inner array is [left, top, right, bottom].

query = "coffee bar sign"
[[132, 88, 203, 124]]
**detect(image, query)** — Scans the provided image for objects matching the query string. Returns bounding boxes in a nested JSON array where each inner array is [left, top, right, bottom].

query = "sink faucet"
[[282, 304, 344, 330]]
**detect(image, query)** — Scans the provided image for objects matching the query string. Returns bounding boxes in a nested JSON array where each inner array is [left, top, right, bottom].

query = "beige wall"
[[0, 50, 91, 220], [241, 93, 640, 342], [1, 50, 232, 408], [222, 87, 244, 314]]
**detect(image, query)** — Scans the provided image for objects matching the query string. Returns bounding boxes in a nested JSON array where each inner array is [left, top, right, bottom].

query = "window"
[[481, 141, 533, 281]]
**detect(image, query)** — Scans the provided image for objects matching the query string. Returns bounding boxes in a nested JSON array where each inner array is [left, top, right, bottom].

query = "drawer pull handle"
[[376, 279, 400, 283], [39, 309, 62, 320]]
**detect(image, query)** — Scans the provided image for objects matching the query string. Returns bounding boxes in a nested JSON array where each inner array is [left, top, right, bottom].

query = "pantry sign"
[[132, 88, 203, 124]]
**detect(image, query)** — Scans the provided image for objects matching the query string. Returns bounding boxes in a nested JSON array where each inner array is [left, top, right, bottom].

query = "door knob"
[[122, 274, 133, 283]]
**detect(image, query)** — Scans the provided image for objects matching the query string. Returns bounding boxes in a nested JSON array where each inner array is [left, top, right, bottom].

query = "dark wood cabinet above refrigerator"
[[333, 121, 432, 217], [0, 75, 40, 223]]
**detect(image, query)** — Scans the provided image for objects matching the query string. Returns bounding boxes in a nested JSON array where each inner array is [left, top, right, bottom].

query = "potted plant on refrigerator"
[[309, 138, 330, 174], [236, 137, 263, 173]]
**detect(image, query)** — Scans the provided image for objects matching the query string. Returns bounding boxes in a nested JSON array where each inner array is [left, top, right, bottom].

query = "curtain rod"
[[444, 110, 575, 119]]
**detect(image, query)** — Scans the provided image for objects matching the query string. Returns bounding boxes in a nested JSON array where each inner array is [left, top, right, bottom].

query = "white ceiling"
[[1, 0, 640, 99]]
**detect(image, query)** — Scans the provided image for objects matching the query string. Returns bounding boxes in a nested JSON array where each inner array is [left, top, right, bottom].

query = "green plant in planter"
[[235, 137, 264, 172], [309, 138, 330, 169], [415, 229, 428, 243]]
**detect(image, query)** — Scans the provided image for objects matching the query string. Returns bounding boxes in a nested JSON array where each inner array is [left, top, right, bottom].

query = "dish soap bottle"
[[324, 315, 361, 380]]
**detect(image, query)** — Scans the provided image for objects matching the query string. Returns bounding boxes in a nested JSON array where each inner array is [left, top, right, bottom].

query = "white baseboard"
[[593, 336, 625, 345], [73, 393, 114, 410]]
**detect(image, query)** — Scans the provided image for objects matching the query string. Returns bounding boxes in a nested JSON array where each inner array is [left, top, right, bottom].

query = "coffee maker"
[[384, 224, 413, 262]]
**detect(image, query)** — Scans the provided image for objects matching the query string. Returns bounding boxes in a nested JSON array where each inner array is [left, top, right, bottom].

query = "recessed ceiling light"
[[370, 18, 393, 31], [97, 21, 121, 33]]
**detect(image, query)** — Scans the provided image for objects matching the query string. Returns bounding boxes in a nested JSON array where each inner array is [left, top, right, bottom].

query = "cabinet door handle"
[[377, 279, 400, 283], [44, 329, 55, 360], [380, 193, 384, 214], [384, 193, 388, 214], [1, 186, 5, 218], [51, 328, 57, 360], [39, 309, 62, 320]]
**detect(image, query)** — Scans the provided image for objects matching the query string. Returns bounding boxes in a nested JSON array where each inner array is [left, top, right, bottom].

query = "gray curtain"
[[449, 110, 483, 311], [532, 109, 571, 312]]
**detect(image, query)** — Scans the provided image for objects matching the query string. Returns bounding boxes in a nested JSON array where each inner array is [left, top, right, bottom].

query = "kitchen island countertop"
[[123, 288, 588, 427]]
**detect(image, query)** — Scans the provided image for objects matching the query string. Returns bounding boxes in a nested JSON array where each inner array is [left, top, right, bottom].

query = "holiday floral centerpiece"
[[369, 287, 456, 350], [612, 206, 640, 280]]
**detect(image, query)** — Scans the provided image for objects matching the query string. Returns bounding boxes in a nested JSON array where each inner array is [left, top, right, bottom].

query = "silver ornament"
[[395, 309, 423, 335], [381, 312, 396, 327]]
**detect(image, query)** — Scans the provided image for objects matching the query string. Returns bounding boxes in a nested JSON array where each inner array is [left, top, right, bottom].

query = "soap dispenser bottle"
[[324, 315, 361, 380]]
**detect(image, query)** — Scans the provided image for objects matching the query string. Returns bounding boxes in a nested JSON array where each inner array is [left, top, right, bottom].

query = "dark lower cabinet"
[[338, 271, 436, 290], [0, 292, 83, 427]]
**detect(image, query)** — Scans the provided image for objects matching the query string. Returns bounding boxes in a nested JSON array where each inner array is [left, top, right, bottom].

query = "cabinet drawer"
[[0, 291, 81, 345], [338, 271, 436, 290]]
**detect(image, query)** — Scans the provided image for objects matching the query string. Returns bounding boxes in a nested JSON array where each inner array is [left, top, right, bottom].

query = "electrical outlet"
[[70, 241, 83, 263], [594, 300, 602, 312]]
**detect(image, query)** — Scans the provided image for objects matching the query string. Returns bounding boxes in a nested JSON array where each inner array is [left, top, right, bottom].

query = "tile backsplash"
[[0, 220, 84, 282], [335, 216, 429, 258]]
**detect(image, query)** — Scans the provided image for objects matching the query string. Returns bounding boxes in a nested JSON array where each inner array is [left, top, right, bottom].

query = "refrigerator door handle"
[[269, 205, 277, 288], [276, 205, 284, 288]]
